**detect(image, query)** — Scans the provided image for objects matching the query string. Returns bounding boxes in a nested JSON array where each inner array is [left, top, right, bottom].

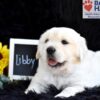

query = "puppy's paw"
[[25, 86, 41, 94], [25, 89, 31, 94], [55, 86, 84, 98], [25, 88, 35, 94], [55, 92, 70, 98], [25, 84, 48, 95]]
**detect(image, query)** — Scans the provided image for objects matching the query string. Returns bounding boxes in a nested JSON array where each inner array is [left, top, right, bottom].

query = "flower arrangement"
[[0, 42, 9, 89], [0, 42, 9, 75]]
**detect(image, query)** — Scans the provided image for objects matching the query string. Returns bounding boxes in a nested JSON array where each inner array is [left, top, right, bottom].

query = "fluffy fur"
[[25, 27, 100, 98]]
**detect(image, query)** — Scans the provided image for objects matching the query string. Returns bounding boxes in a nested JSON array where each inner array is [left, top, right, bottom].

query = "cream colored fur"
[[25, 27, 100, 98]]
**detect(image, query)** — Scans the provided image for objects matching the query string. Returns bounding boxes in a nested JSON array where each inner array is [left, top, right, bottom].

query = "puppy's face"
[[36, 27, 87, 72]]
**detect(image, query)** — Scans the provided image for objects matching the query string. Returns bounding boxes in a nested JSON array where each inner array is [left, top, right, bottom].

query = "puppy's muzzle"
[[47, 46, 66, 67], [47, 46, 56, 56]]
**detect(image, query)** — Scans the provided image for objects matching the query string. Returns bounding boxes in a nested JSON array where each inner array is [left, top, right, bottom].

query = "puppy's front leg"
[[55, 86, 85, 98], [25, 74, 48, 94]]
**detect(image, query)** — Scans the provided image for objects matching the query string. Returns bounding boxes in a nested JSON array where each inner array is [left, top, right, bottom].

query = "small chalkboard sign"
[[9, 38, 39, 80]]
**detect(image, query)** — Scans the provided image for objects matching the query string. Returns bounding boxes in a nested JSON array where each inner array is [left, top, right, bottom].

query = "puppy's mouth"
[[47, 58, 66, 67]]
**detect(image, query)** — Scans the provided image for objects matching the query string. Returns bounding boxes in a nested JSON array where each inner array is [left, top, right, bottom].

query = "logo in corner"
[[83, 0, 93, 11]]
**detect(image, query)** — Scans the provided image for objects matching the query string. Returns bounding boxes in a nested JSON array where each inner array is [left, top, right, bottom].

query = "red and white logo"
[[83, 0, 93, 11]]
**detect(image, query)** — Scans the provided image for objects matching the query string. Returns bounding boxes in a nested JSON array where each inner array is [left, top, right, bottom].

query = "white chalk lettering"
[[16, 54, 35, 69]]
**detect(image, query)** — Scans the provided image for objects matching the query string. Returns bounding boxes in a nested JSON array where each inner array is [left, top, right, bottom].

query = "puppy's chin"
[[47, 58, 66, 68]]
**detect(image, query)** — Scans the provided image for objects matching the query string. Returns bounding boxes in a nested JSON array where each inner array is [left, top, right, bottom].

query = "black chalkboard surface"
[[9, 38, 38, 80]]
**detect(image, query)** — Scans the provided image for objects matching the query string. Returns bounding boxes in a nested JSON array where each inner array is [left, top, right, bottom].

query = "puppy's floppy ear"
[[79, 36, 88, 61], [36, 48, 41, 59]]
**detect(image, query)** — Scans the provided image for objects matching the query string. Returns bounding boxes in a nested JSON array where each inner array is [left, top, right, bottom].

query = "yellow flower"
[[0, 42, 9, 75]]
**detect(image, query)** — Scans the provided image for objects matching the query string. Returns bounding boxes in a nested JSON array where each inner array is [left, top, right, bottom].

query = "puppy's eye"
[[61, 40, 68, 45], [45, 39, 49, 43]]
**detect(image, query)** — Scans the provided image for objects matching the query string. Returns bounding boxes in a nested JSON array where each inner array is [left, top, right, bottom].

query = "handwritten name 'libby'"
[[15, 54, 35, 69]]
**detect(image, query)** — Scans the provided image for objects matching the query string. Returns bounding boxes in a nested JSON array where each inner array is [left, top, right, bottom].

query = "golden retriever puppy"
[[25, 27, 100, 98]]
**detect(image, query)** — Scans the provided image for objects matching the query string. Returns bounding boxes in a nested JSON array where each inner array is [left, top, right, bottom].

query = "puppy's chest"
[[45, 75, 71, 90]]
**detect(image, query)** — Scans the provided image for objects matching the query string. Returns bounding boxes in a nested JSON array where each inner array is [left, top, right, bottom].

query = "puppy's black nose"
[[47, 46, 56, 55]]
